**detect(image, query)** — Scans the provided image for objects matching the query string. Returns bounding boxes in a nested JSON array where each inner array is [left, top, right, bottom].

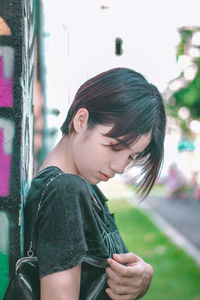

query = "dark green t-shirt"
[[24, 166, 128, 299]]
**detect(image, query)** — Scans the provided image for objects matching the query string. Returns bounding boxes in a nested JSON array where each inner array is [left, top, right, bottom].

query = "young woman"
[[24, 67, 166, 300]]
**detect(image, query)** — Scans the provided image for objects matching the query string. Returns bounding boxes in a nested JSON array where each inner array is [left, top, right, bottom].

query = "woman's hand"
[[105, 252, 153, 300]]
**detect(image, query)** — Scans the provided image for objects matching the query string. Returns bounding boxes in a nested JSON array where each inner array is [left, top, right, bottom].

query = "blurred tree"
[[165, 26, 200, 136]]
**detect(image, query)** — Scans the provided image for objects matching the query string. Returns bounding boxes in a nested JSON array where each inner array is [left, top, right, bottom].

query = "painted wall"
[[0, 0, 34, 297]]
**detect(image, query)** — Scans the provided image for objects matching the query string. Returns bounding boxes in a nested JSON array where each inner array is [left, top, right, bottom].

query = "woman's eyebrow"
[[114, 138, 143, 153], [106, 137, 145, 154]]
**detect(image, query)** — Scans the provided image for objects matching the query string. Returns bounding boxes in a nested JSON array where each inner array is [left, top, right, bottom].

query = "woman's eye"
[[129, 153, 138, 160], [110, 145, 119, 151], [103, 143, 120, 151], [102, 144, 116, 150]]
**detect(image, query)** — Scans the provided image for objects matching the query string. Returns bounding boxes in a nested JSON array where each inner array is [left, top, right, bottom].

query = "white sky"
[[68, 0, 200, 92], [43, 0, 200, 128], [42, 0, 200, 176]]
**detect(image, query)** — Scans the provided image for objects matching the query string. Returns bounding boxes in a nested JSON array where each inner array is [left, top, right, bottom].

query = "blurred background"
[[1, 0, 200, 299], [34, 0, 200, 194]]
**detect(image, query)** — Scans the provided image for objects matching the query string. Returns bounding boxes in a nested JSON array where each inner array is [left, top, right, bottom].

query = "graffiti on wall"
[[0, 12, 16, 296], [0, 17, 11, 36], [0, 46, 15, 197], [0, 118, 15, 196], [0, 1, 35, 294], [20, 0, 35, 195], [0, 47, 14, 107]]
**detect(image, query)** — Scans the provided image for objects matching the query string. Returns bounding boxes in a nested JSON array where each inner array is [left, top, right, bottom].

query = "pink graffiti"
[[0, 56, 13, 107], [0, 129, 11, 196]]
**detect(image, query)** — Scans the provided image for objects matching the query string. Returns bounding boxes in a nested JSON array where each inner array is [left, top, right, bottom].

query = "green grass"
[[0, 252, 9, 300], [107, 197, 200, 300]]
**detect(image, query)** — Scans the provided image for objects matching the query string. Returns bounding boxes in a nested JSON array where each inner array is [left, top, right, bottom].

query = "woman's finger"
[[113, 252, 141, 265], [107, 278, 135, 295], [107, 258, 134, 277], [106, 267, 129, 286], [105, 288, 134, 300]]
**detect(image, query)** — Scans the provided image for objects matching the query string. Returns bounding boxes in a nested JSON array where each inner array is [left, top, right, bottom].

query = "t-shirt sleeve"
[[37, 175, 89, 278]]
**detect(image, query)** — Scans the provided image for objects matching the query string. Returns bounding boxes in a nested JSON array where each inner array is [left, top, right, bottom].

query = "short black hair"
[[61, 67, 166, 199]]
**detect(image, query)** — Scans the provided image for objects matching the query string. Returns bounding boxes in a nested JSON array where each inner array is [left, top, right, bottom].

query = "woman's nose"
[[109, 158, 128, 175]]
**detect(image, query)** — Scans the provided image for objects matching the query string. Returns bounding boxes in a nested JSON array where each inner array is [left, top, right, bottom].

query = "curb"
[[127, 197, 200, 267]]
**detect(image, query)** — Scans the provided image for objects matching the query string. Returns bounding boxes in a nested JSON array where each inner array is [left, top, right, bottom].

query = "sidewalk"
[[144, 195, 200, 250], [133, 195, 200, 266]]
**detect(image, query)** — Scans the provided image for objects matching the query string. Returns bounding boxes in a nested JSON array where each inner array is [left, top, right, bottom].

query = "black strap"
[[27, 171, 63, 257]]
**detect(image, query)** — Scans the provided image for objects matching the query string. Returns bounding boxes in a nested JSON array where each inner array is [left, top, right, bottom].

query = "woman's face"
[[71, 123, 152, 185]]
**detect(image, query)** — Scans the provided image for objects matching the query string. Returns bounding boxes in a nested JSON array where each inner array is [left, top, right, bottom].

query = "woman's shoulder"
[[34, 166, 89, 191], [32, 166, 94, 211], [41, 166, 90, 193], [25, 166, 91, 211]]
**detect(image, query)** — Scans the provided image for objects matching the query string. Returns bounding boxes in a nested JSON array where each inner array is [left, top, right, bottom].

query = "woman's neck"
[[38, 135, 78, 175]]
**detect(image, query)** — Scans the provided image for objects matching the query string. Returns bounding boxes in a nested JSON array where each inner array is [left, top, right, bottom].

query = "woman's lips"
[[99, 172, 111, 181]]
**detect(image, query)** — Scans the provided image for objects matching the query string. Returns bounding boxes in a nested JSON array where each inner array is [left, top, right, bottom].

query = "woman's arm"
[[41, 264, 81, 300]]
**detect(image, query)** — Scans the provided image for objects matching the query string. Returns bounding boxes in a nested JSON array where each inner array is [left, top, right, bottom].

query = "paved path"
[[131, 195, 200, 266], [144, 196, 200, 250], [99, 178, 200, 265]]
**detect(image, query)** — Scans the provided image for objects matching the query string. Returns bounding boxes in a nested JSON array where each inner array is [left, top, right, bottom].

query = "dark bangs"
[[101, 98, 165, 200], [134, 137, 164, 200], [103, 131, 164, 200], [102, 98, 156, 147]]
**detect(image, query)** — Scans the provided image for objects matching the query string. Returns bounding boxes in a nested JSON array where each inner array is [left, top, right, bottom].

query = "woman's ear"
[[73, 108, 89, 133]]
